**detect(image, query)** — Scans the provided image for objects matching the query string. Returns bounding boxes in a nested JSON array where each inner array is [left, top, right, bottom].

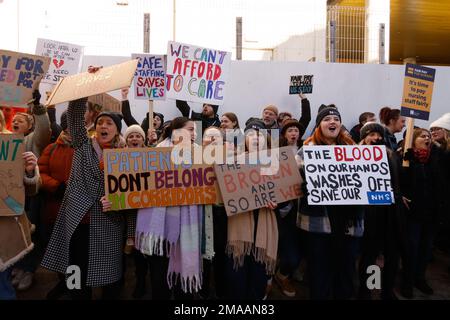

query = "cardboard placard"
[[214, 147, 302, 216], [400, 63, 436, 121], [289, 75, 313, 94], [166, 41, 231, 105], [0, 134, 25, 216], [0, 50, 50, 107], [303, 145, 394, 205], [104, 147, 221, 210], [132, 54, 166, 100], [45, 59, 138, 106], [35, 38, 84, 85], [88, 93, 121, 113]]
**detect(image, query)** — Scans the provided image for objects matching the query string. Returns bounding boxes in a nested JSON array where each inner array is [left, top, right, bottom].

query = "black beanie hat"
[[244, 118, 266, 131], [60, 111, 68, 131], [95, 111, 123, 133], [153, 112, 164, 124], [315, 107, 341, 127], [360, 122, 385, 141]]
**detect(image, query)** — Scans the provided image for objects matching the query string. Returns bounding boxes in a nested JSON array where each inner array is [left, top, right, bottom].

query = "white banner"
[[303, 145, 394, 205], [35, 38, 83, 85], [165, 41, 231, 105]]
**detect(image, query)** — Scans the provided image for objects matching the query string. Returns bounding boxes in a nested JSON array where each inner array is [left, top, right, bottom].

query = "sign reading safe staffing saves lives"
[[303, 145, 393, 205]]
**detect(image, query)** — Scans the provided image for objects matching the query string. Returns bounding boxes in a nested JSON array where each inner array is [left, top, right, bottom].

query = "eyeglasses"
[[430, 127, 443, 133]]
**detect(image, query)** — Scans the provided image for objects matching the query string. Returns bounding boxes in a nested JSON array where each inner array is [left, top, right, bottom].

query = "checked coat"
[[41, 97, 134, 287]]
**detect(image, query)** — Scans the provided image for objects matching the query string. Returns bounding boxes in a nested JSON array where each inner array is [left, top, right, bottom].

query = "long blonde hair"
[[0, 109, 11, 133]]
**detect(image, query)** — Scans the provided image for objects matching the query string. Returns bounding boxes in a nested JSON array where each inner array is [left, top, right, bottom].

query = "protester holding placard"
[[400, 128, 447, 298], [197, 126, 224, 299], [36, 111, 74, 299], [273, 119, 305, 297], [357, 122, 406, 300], [0, 147, 40, 300], [117, 124, 145, 299], [120, 88, 161, 145], [379, 107, 406, 151], [296, 107, 363, 300], [176, 99, 221, 132], [11, 90, 51, 157], [259, 93, 311, 133], [10, 90, 51, 291], [41, 66, 133, 300], [224, 118, 279, 300], [135, 117, 203, 298]]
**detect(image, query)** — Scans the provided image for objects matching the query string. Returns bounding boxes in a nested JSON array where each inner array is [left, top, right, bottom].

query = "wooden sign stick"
[[148, 100, 154, 132], [402, 117, 415, 167]]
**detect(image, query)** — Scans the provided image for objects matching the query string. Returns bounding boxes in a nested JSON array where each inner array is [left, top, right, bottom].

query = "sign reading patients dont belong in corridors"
[[166, 41, 231, 106]]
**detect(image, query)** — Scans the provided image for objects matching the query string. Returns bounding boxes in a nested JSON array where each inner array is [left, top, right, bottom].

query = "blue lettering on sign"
[[367, 192, 393, 204]]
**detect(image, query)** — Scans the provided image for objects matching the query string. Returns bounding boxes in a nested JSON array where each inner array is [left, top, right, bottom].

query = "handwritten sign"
[[289, 75, 313, 94], [35, 38, 84, 85], [131, 54, 165, 100], [0, 134, 25, 216], [166, 41, 231, 105], [303, 145, 393, 205], [0, 50, 50, 107], [45, 59, 138, 106], [214, 147, 302, 216], [104, 147, 221, 210], [400, 64, 436, 121], [88, 93, 121, 113]]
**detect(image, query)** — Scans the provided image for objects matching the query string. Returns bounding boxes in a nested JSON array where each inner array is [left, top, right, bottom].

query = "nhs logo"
[[367, 192, 393, 204]]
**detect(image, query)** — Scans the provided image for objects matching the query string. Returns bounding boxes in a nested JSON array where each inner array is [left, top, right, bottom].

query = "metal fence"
[[327, 5, 366, 63]]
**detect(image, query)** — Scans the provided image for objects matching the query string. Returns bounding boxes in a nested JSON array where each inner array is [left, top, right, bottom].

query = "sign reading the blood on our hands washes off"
[[165, 41, 231, 105], [131, 54, 166, 100], [35, 38, 84, 85], [303, 145, 393, 205]]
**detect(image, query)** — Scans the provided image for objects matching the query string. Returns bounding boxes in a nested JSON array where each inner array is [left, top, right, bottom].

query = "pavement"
[[15, 248, 450, 300]]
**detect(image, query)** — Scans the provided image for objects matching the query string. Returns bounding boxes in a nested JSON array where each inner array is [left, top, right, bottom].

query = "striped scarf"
[[135, 138, 203, 293], [136, 205, 203, 293]]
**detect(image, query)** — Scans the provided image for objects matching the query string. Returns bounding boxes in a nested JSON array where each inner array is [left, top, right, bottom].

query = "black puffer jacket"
[[401, 145, 447, 222]]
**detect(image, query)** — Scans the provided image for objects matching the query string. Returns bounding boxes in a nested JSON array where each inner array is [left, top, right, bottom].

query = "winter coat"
[[41, 97, 135, 287], [296, 143, 364, 237], [176, 100, 221, 130], [24, 104, 51, 158], [401, 145, 446, 222], [38, 132, 74, 225]]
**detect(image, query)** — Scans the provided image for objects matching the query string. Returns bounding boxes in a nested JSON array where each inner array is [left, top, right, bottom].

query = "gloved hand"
[[403, 148, 414, 161], [301, 180, 309, 197], [32, 89, 41, 106], [55, 182, 66, 199]]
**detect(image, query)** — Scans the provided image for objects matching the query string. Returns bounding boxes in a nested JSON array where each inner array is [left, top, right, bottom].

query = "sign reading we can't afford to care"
[[165, 41, 231, 105]]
